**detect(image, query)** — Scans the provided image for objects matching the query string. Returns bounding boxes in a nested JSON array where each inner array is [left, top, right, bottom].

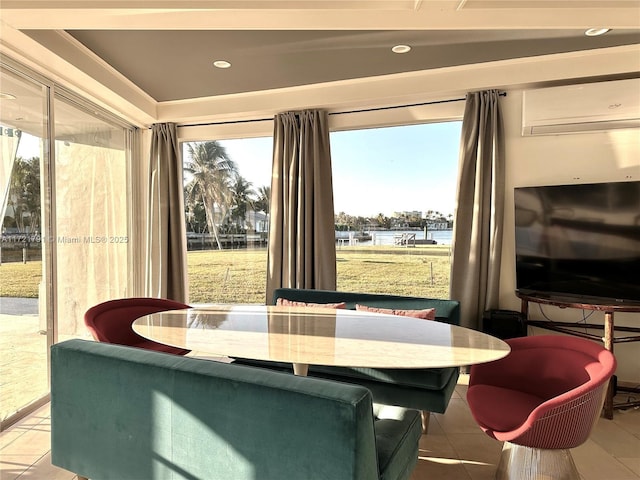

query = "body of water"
[[338, 229, 453, 246]]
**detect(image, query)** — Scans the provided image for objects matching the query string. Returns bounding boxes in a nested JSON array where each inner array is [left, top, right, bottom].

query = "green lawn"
[[0, 261, 42, 298], [0, 245, 452, 302], [335, 245, 452, 300]]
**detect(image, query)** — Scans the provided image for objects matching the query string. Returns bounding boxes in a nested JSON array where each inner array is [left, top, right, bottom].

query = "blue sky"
[[220, 120, 462, 218], [17, 120, 463, 219]]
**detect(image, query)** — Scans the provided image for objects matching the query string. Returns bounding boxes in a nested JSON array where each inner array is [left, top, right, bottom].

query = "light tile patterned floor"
[[2, 375, 639, 480]]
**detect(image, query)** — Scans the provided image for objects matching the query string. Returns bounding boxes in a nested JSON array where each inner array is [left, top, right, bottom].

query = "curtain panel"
[[146, 123, 188, 302], [266, 110, 337, 303], [450, 90, 505, 330]]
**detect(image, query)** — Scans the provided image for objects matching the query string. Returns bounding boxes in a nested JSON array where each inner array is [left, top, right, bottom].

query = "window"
[[0, 66, 49, 425], [182, 136, 272, 304], [179, 108, 463, 304], [53, 92, 132, 335], [331, 121, 462, 298], [0, 62, 134, 428]]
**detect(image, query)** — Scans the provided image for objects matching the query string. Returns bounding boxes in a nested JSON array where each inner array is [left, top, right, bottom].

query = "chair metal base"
[[496, 442, 580, 480]]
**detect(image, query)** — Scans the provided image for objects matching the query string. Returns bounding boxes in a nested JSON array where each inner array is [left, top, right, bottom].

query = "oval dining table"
[[133, 304, 510, 376]]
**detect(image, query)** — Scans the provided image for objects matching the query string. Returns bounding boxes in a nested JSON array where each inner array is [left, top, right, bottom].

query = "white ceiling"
[[21, 28, 640, 102]]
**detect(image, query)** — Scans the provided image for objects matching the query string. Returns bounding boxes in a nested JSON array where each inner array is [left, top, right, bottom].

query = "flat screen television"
[[514, 180, 640, 306]]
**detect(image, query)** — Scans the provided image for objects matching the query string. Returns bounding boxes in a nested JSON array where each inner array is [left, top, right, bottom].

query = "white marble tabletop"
[[133, 305, 510, 374]]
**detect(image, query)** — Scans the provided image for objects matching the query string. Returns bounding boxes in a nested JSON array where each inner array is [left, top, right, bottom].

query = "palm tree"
[[229, 173, 255, 232], [183, 141, 237, 249], [5, 156, 40, 233], [254, 185, 271, 215]]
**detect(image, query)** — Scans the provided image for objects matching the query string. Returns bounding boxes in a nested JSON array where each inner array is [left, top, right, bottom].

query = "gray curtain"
[[266, 110, 337, 303], [146, 123, 188, 302], [450, 90, 505, 330]]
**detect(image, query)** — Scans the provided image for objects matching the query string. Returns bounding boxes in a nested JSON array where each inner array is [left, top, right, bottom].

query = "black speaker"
[[482, 309, 527, 339]]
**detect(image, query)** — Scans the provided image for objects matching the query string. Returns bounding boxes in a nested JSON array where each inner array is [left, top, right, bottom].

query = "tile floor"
[[1, 374, 639, 480]]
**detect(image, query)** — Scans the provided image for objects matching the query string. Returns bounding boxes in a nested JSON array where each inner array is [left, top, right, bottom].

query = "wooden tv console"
[[517, 292, 640, 419]]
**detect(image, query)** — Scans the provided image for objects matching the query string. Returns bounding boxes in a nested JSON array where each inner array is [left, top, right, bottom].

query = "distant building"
[[245, 210, 269, 233], [392, 210, 422, 219], [426, 221, 449, 230]]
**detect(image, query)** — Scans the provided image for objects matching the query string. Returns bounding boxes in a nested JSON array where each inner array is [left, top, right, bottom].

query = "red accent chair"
[[84, 297, 191, 356], [467, 335, 616, 480]]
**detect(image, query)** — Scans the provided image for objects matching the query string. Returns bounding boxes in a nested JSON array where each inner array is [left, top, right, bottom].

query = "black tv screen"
[[514, 181, 640, 305]]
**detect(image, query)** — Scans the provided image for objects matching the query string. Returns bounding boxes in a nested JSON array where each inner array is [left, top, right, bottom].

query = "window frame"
[[177, 101, 465, 303]]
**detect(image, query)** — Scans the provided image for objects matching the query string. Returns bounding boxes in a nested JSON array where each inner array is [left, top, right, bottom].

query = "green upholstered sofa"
[[238, 288, 461, 432], [51, 339, 422, 480]]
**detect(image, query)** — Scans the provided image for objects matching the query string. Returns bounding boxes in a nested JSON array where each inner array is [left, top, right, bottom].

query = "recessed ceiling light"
[[213, 60, 231, 69], [585, 28, 611, 37], [0, 92, 17, 100], [392, 45, 411, 54]]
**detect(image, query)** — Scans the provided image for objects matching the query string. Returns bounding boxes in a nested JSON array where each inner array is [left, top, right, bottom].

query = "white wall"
[[499, 88, 640, 382]]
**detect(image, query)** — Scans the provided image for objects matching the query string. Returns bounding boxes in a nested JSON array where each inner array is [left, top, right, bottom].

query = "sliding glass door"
[[0, 61, 134, 428], [0, 66, 49, 426], [52, 93, 131, 339]]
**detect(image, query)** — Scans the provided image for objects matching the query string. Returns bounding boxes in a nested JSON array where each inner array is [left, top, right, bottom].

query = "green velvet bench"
[[236, 288, 461, 433], [51, 339, 422, 480]]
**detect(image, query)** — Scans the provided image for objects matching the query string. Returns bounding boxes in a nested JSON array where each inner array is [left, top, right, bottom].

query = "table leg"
[[520, 299, 529, 320], [293, 363, 309, 376], [603, 311, 614, 420]]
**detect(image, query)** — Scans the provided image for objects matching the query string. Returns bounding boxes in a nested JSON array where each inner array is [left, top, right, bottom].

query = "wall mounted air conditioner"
[[522, 78, 640, 136]]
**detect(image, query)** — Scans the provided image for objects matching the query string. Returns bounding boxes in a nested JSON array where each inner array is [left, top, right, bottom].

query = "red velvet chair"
[[84, 297, 191, 355], [467, 335, 616, 480]]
